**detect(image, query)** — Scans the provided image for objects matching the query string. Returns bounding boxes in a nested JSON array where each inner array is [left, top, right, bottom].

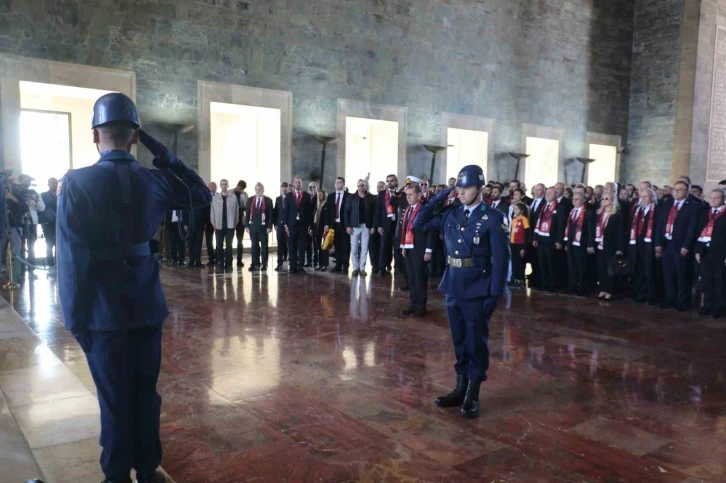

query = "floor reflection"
[[3, 261, 726, 482]]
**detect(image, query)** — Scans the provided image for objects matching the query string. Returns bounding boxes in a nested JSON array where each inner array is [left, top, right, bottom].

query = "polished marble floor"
[[1, 259, 725, 482]]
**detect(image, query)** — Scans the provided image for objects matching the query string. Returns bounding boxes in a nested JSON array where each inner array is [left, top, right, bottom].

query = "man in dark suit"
[[532, 187, 567, 291], [400, 182, 436, 317], [373, 174, 403, 277], [655, 180, 701, 310], [324, 177, 351, 273], [489, 185, 509, 215], [564, 192, 596, 296], [246, 182, 273, 271], [281, 177, 313, 273], [272, 182, 289, 271], [305, 181, 319, 267], [527, 183, 546, 287], [554, 182, 573, 289], [696, 189, 726, 317]]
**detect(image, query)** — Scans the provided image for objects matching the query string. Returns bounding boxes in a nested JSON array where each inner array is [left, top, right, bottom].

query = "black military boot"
[[136, 469, 167, 483], [101, 476, 131, 483], [461, 380, 482, 419], [435, 374, 468, 408]]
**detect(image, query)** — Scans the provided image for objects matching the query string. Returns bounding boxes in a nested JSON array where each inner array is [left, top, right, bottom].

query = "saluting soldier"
[[57, 93, 211, 483], [414, 165, 509, 419]]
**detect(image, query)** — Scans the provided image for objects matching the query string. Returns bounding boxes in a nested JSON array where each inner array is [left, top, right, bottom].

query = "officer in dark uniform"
[[414, 165, 509, 419], [57, 93, 211, 483]]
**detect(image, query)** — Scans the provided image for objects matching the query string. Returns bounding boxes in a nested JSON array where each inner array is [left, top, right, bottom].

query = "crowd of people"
[[157, 171, 725, 319]]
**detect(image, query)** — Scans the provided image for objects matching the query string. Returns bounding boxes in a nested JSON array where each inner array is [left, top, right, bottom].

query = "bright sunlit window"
[[446, 128, 488, 181], [525, 137, 560, 189], [20, 109, 71, 182], [587, 144, 618, 186], [345, 117, 399, 190]]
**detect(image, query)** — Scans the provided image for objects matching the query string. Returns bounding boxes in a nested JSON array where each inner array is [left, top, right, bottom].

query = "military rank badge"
[[501, 223, 509, 233]]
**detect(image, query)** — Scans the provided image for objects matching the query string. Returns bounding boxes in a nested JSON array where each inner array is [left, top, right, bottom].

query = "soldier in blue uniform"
[[56, 93, 212, 483], [414, 165, 509, 419]]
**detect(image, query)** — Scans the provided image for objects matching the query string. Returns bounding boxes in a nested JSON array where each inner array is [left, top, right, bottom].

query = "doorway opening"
[[587, 144, 618, 186], [344, 117, 398, 190], [446, 128, 488, 182], [525, 137, 560, 189], [210, 101, 282, 247]]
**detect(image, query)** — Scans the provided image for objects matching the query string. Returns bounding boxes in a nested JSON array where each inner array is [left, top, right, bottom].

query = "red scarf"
[[595, 210, 611, 250], [535, 200, 558, 237], [698, 206, 726, 243], [384, 190, 395, 217], [400, 203, 421, 249], [564, 206, 586, 246], [665, 201, 684, 240], [249, 196, 266, 223], [630, 204, 654, 245]]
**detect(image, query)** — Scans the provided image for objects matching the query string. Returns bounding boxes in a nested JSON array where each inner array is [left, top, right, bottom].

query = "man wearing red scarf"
[[563, 192, 596, 296], [696, 189, 726, 316], [532, 187, 567, 291], [628, 188, 660, 304], [400, 182, 436, 317], [373, 174, 402, 276], [654, 181, 701, 310]]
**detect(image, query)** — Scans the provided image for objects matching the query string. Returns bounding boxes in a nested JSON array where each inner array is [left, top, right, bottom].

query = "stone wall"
[[0, 0, 634, 189], [626, 0, 685, 186]]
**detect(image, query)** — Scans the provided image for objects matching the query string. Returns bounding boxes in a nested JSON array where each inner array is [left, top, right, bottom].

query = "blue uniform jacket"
[[415, 194, 510, 299], [57, 144, 211, 332]]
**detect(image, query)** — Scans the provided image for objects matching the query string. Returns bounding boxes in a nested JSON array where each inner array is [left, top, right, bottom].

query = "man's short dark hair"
[[97, 121, 136, 146], [510, 180, 521, 188], [692, 184, 703, 193], [237, 180, 247, 190], [337, 176, 345, 184], [719, 180, 726, 186], [673, 181, 688, 190], [405, 183, 422, 194], [513, 188, 525, 197]]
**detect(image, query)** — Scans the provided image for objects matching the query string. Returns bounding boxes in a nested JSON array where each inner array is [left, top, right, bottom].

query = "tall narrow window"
[[345, 117, 398, 189], [587, 144, 618, 186], [525, 137, 560, 189], [446, 128, 488, 181], [20, 110, 71, 181]]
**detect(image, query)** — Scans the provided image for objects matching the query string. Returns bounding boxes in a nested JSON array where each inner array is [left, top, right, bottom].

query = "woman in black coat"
[[596, 191, 626, 300], [313, 190, 330, 271]]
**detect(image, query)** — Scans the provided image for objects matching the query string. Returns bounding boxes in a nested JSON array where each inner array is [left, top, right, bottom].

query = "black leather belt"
[[91, 243, 151, 260], [447, 256, 490, 269]]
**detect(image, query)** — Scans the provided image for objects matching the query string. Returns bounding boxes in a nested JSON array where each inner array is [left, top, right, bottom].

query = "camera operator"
[[6, 178, 29, 283], [17, 174, 45, 278]]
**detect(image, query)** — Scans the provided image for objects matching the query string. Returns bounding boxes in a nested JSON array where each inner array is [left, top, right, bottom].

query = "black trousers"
[[235, 221, 245, 262], [632, 241, 657, 302], [511, 243, 526, 281], [369, 231, 380, 271], [276, 226, 287, 266], [166, 223, 185, 263], [662, 243, 693, 308], [43, 223, 56, 266], [527, 245, 539, 286], [287, 227, 307, 270], [597, 250, 616, 293], [204, 223, 216, 262], [432, 235, 446, 276], [250, 230, 269, 267], [554, 245, 568, 289], [404, 249, 429, 308], [24, 224, 37, 271], [305, 229, 316, 265], [187, 223, 204, 266], [378, 220, 395, 270], [333, 221, 350, 269], [215, 229, 234, 268], [536, 237, 556, 291], [566, 244, 588, 294], [700, 253, 726, 315], [86, 327, 162, 478]]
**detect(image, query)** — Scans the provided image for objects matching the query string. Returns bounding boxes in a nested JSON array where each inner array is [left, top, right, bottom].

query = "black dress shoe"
[[275, 265, 283, 272], [318, 267, 327, 272], [261, 265, 268, 271], [298, 268, 307, 273], [289, 268, 299, 274], [136, 469, 168, 483], [400, 306, 415, 317], [178, 261, 186, 267], [206, 260, 216, 266], [101, 475, 131, 483], [304, 262, 312, 268], [659, 302, 674, 309], [249, 265, 258, 272], [352, 270, 360, 276], [399, 285, 409, 291], [237, 260, 244, 267], [411, 307, 427, 318], [461, 380, 482, 419], [435, 375, 469, 408], [698, 308, 712, 316]]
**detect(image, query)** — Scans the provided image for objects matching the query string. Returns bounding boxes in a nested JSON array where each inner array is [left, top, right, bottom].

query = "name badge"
[[262, 214, 266, 222]]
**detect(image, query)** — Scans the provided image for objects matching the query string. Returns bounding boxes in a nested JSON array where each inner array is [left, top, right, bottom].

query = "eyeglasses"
[[357, 184, 366, 188]]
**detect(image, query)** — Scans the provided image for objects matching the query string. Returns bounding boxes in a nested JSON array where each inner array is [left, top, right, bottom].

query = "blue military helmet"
[[91, 93, 141, 129], [455, 164, 485, 189]]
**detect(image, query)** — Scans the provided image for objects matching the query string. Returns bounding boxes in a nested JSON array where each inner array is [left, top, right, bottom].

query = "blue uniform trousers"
[[86, 327, 163, 478], [445, 295, 498, 383]]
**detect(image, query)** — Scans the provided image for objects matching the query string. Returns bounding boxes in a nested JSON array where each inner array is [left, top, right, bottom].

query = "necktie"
[[257, 197, 261, 209], [464, 209, 470, 221], [714, 209, 718, 216]]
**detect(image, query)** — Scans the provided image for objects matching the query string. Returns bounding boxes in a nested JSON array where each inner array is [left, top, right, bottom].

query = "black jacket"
[[696, 207, 726, 260], [325, 191, 350, 227], [654, 198, 701, 251], [564, 206, 596, 250], [281, 190, 313, 230], [273, 195, 284, 227], [246, 195, 273, 233], [343, 192, 376, 229], [373, 189, 402, 229]]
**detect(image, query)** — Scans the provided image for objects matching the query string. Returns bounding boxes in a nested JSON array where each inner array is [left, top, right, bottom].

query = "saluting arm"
[[414, 186, 454, 232]]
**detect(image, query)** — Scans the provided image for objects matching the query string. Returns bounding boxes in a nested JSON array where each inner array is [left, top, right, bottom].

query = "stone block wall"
[[0, 0, 634, 189]]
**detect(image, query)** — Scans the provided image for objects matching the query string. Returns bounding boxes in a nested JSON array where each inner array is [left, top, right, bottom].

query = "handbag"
[[607, 253, 629, 276], [321, 228, 335, 251]]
